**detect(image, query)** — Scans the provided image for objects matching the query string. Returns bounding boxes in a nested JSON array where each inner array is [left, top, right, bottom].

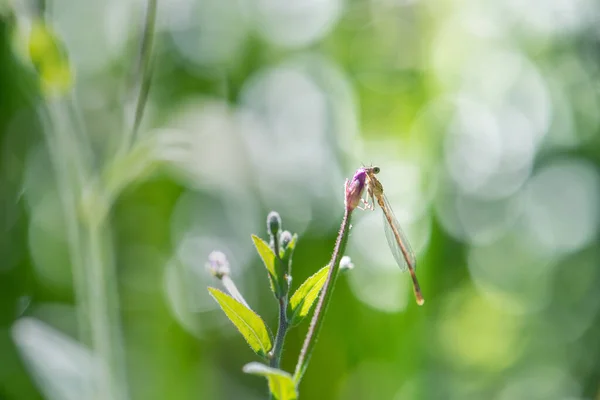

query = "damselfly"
[[359, 166, 424, 306]]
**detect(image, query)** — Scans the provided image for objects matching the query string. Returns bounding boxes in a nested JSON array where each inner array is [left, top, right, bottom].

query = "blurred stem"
[[293, 208, 353, 384], [82, 219, 128, 400], [31, 0, 46, 17], [41, 99, 92, 395], [221, 275, 250, 309], [43, 99, 128, 400], [125, 0, 157, 150]]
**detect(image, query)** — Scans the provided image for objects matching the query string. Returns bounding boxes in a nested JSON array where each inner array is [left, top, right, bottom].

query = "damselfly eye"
[[373, 166, 380, 174]]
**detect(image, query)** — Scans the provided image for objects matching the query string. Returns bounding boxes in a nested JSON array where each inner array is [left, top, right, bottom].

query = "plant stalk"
[[82, 219, 128, 400], [43, 98, 128, 400], [293, 207, 353, 383], [270, 296, 289, 368]]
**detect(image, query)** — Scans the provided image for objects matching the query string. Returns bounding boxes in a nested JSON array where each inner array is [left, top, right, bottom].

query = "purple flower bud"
[[206, 251, 230, 279], [345, 168, 367, 211], [280, 230, 293, 249]]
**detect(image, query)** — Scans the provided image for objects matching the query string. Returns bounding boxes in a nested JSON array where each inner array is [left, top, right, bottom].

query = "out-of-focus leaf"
[[11, 317, 95, 400], [243, 362, 297, 400], [208, 287, 272, 358], [102, 137, 158, 204], [288, 265, 329, 326], [27, 20, 73, 96]]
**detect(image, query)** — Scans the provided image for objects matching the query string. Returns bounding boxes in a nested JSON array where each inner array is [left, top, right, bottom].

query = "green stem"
[[82, 220, 128, 400], [43, 99, 128, 400], [272, 230, 280, 260], [270, 296, 289, 368], [293, 207, 353, 383], [41, 101, 92, 396], [267, 296, 289, 400]]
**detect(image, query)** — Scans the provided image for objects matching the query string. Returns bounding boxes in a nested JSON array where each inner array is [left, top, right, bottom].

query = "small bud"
[[340, 256, 354, 272], [267, 211, 282, 237], [345, 168, 367, 211], [280, 231, 293, 250], [28, 21, 73, 96], [206, 251, 230, 279]]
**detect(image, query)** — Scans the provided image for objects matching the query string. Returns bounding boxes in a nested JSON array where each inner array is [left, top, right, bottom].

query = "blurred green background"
[[1, 0, 600, 399]]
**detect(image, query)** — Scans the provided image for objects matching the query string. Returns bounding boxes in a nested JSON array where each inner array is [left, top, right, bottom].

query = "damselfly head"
[[363, 165, 381, 176], [362, 166, 384, 199]]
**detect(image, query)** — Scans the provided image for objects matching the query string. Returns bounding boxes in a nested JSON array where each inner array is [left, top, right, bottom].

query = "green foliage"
[[251, 234, 278, 277], [5, 0, 600, 397], [288, 265, 329, 326], [243, 362, 297, 400], [213, 213, 349, 396], [251, 234, 286, 297], [207, 287, 273, 359], [27, 20, 72, 96]]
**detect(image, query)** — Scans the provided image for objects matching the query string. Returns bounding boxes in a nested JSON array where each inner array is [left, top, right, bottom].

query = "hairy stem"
[[270, 296, 289, 368], [293, 207, 353, 383]]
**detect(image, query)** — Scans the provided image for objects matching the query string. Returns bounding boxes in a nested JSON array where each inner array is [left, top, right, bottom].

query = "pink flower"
[[345, 168, 367, 211]]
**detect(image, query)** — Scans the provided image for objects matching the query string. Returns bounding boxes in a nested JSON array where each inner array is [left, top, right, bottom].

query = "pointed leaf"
[[243, 362, 297, 400], [288, 265, 330, 326], [252, 234, 278, 278], [12, 317, 95, 400], [208, 288, 272, 357], [252, 234, 283, 296]]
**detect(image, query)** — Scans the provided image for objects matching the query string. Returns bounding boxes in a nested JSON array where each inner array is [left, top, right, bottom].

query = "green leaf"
[[28, 20, 73, 96], [208, 288, 272, 358], [243, 362, 297, 400], [251, 234, 278, 277], [288, 265, 330, 326], [252, 234, 283, 296]]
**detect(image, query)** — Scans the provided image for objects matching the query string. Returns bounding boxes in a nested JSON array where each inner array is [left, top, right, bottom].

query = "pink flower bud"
[[345, 168, 367, 211]]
